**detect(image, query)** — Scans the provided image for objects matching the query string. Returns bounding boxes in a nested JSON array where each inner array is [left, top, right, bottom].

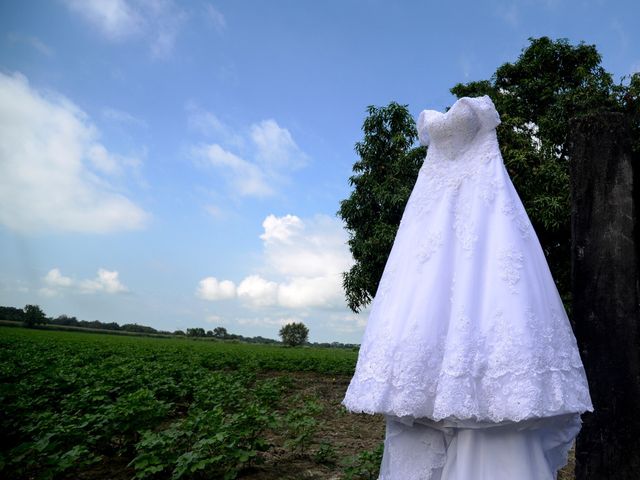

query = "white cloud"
[[237, 275, 279, 307], [63, 0, 142, 40], [264, 214, 352, 309], [87, 144, 123, 175], [193, 144, 273, 197], [190, 112, 309, 197], [62, 0, 187, 58], [186, 104, 244, 147], [0, 72, 148, 233], [277, 275, 344, 309], [196, 277, 236, 300], [44, 268, 73, 287], [264, 214, 353, 279], [196, 214, 353, 311], [40, 268, 128, 296], [80, 269, 128, 293], [251, 119, 308, 171], [260, 214, 303, 243]]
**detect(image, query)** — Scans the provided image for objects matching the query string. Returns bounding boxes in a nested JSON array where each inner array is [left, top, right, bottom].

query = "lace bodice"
[[416, 95, 501, 160]]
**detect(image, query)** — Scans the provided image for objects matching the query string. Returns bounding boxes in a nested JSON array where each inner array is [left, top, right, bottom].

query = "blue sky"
[[0, 0, 638, 343]]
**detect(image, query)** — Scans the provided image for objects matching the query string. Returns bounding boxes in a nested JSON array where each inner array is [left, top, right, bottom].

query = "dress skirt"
[[379, 413, 582, 480]]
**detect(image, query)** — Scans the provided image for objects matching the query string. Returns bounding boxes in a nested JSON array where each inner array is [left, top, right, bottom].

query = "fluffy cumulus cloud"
[[237, 275, 278, 307], [189, 109, 308, 198], [0, 72, 148, 233], [260, 214, 303, 243], [81, 269, 129, 294], [62, 0, 188, 58], [196, 277, 236, 301], [43, 268, 73, 288], [196, 213, 353, 311], [41, 268, 128, 296]]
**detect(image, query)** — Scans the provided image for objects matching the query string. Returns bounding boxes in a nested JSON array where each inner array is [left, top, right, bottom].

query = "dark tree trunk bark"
[[570, 111, 640, 479]]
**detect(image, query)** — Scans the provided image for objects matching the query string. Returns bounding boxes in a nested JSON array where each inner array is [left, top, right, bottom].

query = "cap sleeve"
[[472, 95, 501, 131], [417, 110, 430, 146]]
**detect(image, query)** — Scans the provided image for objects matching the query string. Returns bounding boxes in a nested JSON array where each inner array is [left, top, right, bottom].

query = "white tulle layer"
[[379, 413, 582, 480]]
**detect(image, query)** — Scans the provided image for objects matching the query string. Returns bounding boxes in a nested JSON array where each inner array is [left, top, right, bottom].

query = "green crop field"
[[0, 326, 576, 480], [0, 326, 385, 480]]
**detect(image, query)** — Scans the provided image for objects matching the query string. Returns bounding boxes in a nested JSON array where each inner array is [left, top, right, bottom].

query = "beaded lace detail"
[[498, 247, 525, 294]]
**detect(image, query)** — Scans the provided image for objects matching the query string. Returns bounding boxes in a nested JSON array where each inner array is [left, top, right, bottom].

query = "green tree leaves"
[[338, 102, 425, 313], [279, 322, 309, 347], [22, 304, 47, 328]]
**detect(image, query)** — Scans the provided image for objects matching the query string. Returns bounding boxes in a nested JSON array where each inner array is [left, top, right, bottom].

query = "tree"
[[279, 322, 309, 347], [0, 305, 26, 322], [338, 102, 425, 312], [186, 327, 206, 337], [23, 304, 47, 327], [338, 36, 637, 313], [213, 326, 228, 339], [121, 323, 158, 334]]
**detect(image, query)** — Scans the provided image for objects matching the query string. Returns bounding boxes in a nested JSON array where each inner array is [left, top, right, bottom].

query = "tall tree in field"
[[338, 102, 425, 312], [213, 326, 228, 339], [279, 322, 309, 347], [23, 304, 47, 328]]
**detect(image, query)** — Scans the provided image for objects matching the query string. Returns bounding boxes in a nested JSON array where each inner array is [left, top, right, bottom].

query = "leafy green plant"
[[282, 397, 323, 456], [313, 441, 337, 465], [342, 443, 384, 480]]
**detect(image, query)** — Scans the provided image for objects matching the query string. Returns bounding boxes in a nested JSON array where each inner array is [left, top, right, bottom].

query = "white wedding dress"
[[342, 95, 593, 479]]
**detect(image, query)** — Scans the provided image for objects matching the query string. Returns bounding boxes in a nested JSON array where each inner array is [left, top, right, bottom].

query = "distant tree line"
[[0, 304, 358, 348], [181, 326, 280, 344]]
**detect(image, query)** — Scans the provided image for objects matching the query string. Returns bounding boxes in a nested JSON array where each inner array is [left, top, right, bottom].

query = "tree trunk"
[[570, 111, 640, 479]]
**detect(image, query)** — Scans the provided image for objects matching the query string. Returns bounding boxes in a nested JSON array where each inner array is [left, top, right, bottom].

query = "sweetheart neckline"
[[423, 94, 488, 117]]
